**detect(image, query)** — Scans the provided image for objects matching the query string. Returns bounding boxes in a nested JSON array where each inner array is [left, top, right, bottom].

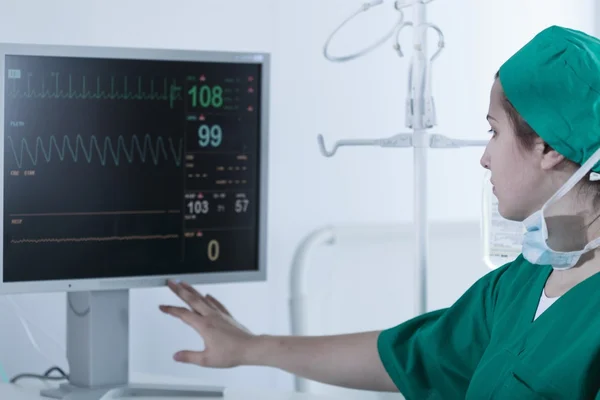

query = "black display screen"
[[3, 54, 262, 282]]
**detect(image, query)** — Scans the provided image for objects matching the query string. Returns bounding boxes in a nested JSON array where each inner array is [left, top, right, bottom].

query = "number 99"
[[198, 124, 223, 148]]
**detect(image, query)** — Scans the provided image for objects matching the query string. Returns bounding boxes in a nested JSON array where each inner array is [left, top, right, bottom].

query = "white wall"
[[0, 0, 597, 396]]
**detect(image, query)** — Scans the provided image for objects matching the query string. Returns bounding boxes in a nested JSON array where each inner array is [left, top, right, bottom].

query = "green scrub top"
[[377, 255, 600, 399]]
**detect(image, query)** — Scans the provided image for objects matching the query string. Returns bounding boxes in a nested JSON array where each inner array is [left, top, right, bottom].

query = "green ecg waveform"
[[7, 74, 183, 108], [7, 134, 184, 168]]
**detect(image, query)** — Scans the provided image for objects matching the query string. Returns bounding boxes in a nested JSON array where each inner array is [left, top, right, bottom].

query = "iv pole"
[[316, 0, 488, 316]]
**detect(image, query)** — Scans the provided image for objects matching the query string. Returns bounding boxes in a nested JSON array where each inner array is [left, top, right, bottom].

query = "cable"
[[68, 293, 91, 317], [1, 296, 70, 387], [10, 365, 69, 384], [4, 296, 64, 367]]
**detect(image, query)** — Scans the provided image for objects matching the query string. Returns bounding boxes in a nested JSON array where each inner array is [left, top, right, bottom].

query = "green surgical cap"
[[499, 25, 600, 172]]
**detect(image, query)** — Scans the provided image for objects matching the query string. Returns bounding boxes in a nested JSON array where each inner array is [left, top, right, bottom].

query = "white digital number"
[[235, 199, 249, 213], [187, 200, 209, 214]]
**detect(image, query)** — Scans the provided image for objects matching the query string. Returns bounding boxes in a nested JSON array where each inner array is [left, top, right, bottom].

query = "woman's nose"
[[480, 149, 490, 169]]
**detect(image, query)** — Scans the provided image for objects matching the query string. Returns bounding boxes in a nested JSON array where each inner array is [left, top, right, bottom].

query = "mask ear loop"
[[542, 147, 600, 213], [539, 146, 600, 248], [583, 161, 600, 251], [583, 236, 600, 252]]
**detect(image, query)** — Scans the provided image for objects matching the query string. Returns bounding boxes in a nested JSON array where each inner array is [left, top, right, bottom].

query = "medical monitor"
[[0, 43, 269, 399], [0, 43, 269, 295]]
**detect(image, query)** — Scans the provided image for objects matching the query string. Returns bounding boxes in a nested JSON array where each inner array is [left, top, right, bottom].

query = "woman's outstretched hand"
[[159, 281, 397, 392], [159, 280, 257, 368]]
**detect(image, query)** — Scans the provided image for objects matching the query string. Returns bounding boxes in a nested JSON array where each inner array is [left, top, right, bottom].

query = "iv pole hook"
[[317, 135, 380, 157], [394, 22, 444, 61], [317, 133, 413, 157]]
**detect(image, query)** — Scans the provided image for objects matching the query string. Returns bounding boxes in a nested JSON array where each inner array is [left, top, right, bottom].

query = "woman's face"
[[479, 79, 552, 221]]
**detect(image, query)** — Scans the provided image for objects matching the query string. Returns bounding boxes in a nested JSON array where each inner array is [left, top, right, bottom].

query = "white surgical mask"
[[522, 147, 600, 270]]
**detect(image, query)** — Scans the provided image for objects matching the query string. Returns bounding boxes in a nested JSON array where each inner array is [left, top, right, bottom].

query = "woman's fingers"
[[173, 350, 209, 366], [167, 280, 214, 316], [206, 294, 232, 316], [179, 281, 201, 295], [176, 281, 231, 316], [179, 282, 219, 312], [159, 305, 204, 331]]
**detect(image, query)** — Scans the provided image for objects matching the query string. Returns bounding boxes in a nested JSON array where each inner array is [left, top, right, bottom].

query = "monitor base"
[[40, 382, 224, 399], [50, 290, 224, 400]]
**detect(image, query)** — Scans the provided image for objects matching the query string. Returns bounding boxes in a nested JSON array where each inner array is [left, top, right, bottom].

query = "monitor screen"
[[1, 48, 267, 287]]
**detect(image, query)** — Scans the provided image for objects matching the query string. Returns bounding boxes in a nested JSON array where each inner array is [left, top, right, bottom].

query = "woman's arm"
[[248, 331, 398, 392], [159, 280, 398, 393]]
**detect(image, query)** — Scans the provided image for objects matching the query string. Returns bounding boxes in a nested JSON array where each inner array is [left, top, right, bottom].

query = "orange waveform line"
[[10, 234, 179, 244], [9, 210, 181, 217]]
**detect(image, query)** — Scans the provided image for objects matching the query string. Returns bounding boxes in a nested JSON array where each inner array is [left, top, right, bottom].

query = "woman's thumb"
[[174, 350, 209, 366]]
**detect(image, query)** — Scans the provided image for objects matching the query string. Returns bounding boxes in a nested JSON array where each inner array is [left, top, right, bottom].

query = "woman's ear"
[[540, 148, 566, 170]]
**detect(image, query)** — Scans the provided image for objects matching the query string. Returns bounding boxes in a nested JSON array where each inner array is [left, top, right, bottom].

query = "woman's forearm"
[[246, 331, 398, 392]]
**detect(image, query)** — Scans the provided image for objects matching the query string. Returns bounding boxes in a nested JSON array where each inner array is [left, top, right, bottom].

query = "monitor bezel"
[[0, 43, 270, 294]]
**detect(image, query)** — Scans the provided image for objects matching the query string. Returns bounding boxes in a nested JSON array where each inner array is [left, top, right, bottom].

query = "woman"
[[159, 25, 600, 399]]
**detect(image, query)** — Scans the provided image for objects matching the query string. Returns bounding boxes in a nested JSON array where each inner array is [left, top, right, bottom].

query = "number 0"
[[208, 239, 220, 261]]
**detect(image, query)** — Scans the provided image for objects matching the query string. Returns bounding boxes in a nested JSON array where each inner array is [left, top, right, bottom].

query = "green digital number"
[[188, 85, 224, 108]]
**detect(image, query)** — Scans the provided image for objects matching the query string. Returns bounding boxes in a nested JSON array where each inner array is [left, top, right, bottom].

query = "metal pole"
[[411, 1, 428, 316]]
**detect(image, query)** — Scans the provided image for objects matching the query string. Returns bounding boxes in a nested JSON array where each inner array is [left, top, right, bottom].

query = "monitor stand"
[[39, 289, 224, 400]]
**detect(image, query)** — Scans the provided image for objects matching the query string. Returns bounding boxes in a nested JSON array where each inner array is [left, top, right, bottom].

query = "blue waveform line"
[[7, 134, 183, 168]]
